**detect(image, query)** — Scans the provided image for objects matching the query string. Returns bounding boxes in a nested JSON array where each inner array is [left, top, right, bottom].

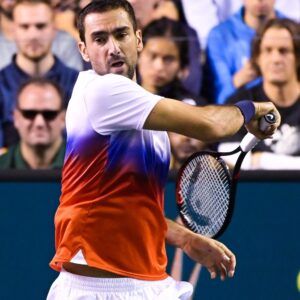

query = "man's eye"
[[117, 32, 128, 39], [36, 24, 47, 30], [95, 37, 106, 44]]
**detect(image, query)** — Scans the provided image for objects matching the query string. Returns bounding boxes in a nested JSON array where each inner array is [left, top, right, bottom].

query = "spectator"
[[0, 0, 78, 147], [202, 0, 285, 104], [218, 18, 300, 170], [181, 0, 299, 50], [128, 0, 202, 96], [0, 77, 66, 169], [138, 17, 204, 104], [154, 0, 203, 95], [0, 0, 83, 70]]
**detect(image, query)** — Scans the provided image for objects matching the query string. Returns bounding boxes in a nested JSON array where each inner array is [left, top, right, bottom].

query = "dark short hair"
[[251, 18, 300, 80], [77, 0, 137, 43], [16, 77, 65, 109], [142, 17, 189, 69]]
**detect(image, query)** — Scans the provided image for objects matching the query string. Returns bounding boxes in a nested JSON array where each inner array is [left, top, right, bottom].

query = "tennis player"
[[47, 1, 281, 299]]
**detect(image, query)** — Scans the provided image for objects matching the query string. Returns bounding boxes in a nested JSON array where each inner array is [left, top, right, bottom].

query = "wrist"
[[234, 100, 255, 124]]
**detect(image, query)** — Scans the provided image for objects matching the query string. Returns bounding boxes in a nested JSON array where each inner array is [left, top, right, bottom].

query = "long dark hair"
[[142, 17, 189, 69]]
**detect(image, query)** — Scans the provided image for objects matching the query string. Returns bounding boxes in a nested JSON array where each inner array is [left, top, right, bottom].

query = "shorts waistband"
[[59, 269, 173, 292]]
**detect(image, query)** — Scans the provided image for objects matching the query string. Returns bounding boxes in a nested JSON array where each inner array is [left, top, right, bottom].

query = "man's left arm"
[[165, 218, 236, 281]]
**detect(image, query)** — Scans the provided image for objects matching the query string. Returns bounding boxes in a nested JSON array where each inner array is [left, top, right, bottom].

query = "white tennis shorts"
[[46, 269, 193, 300]]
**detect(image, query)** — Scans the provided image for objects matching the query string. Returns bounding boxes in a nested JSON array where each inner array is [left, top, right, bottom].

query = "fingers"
[[208, 242, 236, 281], [254, 102, 281, 128]]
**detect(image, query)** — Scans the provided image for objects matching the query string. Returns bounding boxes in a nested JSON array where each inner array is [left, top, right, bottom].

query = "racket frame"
[[176, 146, 244, 238]]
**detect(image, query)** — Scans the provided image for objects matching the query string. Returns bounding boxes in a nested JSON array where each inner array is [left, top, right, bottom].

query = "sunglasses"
[[18, 109, 61, 121]]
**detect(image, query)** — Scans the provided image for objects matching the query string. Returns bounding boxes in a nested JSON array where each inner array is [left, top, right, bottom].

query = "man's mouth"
[[111, 61, 124, 67]]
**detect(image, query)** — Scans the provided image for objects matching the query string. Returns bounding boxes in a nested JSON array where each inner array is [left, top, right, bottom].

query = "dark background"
[[0, 170, 299, 300]]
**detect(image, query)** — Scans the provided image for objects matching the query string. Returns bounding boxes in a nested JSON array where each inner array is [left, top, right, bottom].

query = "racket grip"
[[240, 113, 276, 152]]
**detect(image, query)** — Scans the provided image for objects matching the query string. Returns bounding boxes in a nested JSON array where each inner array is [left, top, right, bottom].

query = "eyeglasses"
[[18, 109, 61, 121]]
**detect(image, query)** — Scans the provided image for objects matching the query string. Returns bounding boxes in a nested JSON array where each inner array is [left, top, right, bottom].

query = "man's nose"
[[107, 37, 121, 55], [32, 113, 47, 125]]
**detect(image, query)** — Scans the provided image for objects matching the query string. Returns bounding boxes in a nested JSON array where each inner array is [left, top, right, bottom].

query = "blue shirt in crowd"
[[203, 7, 285, 104]]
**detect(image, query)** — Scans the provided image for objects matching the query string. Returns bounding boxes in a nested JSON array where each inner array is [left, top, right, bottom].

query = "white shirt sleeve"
[[83, 74, 163, 135]]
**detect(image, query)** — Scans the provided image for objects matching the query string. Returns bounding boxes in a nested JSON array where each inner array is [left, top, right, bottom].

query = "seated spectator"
[[0, 77, 66, 169], [0, 0, 78, 147], [181, 0, 300, 51], [138, 17, 203, 104], [0, 0, 83, 71], [218, 18, 300, 170], [153, 0, 203, 96], [202, 0, 285, 104], [128, 0, 202, 96]]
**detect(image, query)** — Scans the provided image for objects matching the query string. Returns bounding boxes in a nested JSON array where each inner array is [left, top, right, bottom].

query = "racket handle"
[[240, 113, 276, 152]]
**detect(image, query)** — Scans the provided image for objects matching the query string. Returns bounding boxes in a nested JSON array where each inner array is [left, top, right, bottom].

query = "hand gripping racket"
[[176, 113, 276, 239]]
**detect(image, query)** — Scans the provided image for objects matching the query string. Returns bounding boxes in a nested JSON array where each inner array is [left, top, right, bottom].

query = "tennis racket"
[[176, 113, 276, 239]]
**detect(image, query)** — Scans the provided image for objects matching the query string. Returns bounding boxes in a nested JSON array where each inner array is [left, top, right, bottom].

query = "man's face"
[[138, 37, 181, 92], [169, 132, 207, 169], [0, 0, 15, 18], [14, 84, 65, 148], [13, 3, 55, 62], [79, 8, 143, 79], [257, 27, 297, 85], [244, 0, 275, 18]]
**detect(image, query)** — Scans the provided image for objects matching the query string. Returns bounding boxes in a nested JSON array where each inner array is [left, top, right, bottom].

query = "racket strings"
[[179, 154, 231, 237]]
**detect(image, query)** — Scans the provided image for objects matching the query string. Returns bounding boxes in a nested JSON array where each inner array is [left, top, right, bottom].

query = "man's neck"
[[0, 13, 14, 40], [263, 79, 300, 107], [20, 138, 63, 169], [244, 10, 276, 31], [16, 53, 55, 76]]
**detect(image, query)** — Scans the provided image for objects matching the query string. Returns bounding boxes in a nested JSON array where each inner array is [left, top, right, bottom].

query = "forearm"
[[144, 99, 244, 142], [165, 218, 192, 248], [165, 218, 236, 280]]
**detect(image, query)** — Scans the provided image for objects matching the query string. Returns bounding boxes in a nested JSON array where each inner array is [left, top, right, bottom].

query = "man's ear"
[[136, 29, 143, 53], [78, 41, 90, 62]]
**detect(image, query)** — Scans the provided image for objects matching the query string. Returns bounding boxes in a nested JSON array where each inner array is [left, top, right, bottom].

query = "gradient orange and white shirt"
[[50, 70, 171, 280]]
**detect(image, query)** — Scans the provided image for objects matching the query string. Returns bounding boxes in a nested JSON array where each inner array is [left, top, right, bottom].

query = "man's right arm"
[[143, 98, 281, 142]]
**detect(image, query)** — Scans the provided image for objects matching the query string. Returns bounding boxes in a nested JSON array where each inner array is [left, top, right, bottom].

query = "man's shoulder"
[[53, 56, 79, 75], [0, 146, 16, 169], [82, 72, 135, 89], [0, 62, 15, 76]]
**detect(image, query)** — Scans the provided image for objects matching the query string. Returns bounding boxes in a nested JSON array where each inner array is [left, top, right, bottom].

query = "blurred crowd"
[[0, 0, 299, 171]]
